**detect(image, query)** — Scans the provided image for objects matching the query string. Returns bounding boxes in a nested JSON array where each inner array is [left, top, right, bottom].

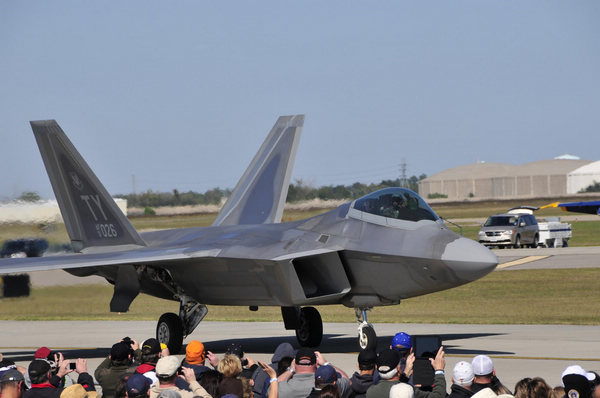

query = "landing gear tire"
[[358, 324, 377, 351], [157, 312, 184, 354], [295, 307, 323, 347]]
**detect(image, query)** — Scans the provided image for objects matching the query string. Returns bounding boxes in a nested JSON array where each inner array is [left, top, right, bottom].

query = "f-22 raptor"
[[0, 115, 498, 352]]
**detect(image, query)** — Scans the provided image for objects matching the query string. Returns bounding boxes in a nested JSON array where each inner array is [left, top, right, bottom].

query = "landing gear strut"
[[282, 306, 323, 347], [356, 307, 377, 351], [157, 296, 208, 354]]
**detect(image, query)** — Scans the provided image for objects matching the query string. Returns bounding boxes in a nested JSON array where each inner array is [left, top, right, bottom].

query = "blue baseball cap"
[[126, 374, 151, 397], [315, 365, 339, 384], [391, 332, 412, 352]]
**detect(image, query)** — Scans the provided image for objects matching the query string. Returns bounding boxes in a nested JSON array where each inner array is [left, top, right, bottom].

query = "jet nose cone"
[[441, 237, 498, 281]]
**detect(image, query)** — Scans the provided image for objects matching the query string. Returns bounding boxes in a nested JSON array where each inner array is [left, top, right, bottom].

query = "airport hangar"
[[418, 157, 600, 201]]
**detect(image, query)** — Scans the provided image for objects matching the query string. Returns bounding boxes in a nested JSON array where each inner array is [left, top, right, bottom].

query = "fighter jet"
[[0, 115, 498, 352]]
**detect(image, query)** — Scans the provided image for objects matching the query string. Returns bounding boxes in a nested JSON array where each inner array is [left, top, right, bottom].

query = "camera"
[[122, 336, 134, 345], [69, 362, 77, 370]]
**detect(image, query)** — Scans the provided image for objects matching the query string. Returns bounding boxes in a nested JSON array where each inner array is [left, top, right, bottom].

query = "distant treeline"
[[116, 175, 427, 208]]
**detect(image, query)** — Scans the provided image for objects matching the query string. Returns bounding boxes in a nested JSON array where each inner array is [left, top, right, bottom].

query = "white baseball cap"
[[453, 361, 475, 386], [389, 382, 414, 398], [156, 355, 180, 377], [561, 365, 596, 386], [471, 355, 493, 376]]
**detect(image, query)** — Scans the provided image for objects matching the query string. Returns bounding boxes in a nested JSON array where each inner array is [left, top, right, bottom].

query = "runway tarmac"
[[1, 321, 598, 391]]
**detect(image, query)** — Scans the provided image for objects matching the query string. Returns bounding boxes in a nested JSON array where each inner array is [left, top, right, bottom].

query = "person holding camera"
[[95, 338, 139, 398], [366, 349, 414, 398], [413, 347, 446, 398], [149, 356, 212, 398]]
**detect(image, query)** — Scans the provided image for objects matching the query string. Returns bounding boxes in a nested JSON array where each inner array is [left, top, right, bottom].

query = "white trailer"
[[537, 217, 572, 247]]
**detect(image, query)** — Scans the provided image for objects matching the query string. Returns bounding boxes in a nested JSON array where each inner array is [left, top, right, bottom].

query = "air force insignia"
[[568, 389, 580, 398], [69, 171, 84, 191]]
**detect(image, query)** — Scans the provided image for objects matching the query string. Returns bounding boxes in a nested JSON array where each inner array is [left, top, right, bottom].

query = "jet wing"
[[0, 247, 220, 274], [540, 200, 600, 215]]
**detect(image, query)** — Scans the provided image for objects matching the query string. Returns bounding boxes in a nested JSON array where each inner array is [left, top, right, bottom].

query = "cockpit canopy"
[[349, 188, 439, 226]]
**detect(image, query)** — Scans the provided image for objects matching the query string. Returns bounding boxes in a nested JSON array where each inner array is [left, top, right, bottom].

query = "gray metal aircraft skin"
[[0, 115, 497, 349]]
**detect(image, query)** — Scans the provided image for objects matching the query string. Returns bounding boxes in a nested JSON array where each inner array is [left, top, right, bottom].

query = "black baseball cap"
[[358, 349, 377, 370], [295, 348, 316, 366]]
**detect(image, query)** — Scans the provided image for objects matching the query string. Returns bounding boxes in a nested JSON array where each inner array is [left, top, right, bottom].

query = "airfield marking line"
[[497, 255, 549, 269]]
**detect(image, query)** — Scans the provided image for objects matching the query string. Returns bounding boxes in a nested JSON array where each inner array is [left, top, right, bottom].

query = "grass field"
[[1, 269, 598, 324]]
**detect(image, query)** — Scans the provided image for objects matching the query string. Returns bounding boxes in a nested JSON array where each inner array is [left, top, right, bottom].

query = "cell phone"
[[69, 363, 77, 370], [412, 335, 442, 387]]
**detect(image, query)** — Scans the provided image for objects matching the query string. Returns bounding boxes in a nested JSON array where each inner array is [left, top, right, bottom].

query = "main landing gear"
[[157, 301, 378, 352], [156, 296, 207, 354], [281, 306, 323, 347], [356, 307, 377, 351]]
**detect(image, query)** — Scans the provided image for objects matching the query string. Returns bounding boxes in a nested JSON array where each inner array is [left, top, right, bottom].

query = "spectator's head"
[[453, 361, 475, 388], [115, 373, 133, 398], [315, 365, 338, 389], [271, 343, 295, 365], [391, 332, 412, 356], [390, 383, 414, 398], [185, 341, 206, 365], [111, 342, 133, 366], [471, 388, 499, 398], [225, 343, 243, 359], [140, 339, 162, 365], [156, 356, 181, 384], [319, 384, 341, 398], [60, 384, 88, 398], [225, 343, 247, 367], [217, 354, 242, 378], [34, 347, 57, 373], [126, 374, 151, 398], [28, 359, 52, 384], [357, 349, 377, 373], [0, 359, 17, 379], [472, 355, 494, 382], [199, 370, 222, 397], [527, 377, 552, 398], [376, 349, 401, 380], [551, 387, 565, 398], [514, 377, 532, 398], [34, 347, 53, 361], [562, 365, 595, 398], [295, 348, 317, 373], [591, 372, 600, 398], [1, 369, 27, 398]]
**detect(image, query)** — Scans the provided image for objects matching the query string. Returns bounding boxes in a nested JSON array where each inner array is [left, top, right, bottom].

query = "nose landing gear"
[[356, 307, 377, 351]]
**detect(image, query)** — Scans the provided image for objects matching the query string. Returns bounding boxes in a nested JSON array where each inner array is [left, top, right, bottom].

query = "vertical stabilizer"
[[30, 120, 146, 251], [212, 115, 304, 226]]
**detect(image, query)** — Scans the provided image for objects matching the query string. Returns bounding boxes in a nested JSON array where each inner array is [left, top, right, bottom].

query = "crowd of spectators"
[[0, 332, 598, 398]]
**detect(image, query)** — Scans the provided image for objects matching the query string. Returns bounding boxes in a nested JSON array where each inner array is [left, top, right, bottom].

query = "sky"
[[1, 1, 599, 200]]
